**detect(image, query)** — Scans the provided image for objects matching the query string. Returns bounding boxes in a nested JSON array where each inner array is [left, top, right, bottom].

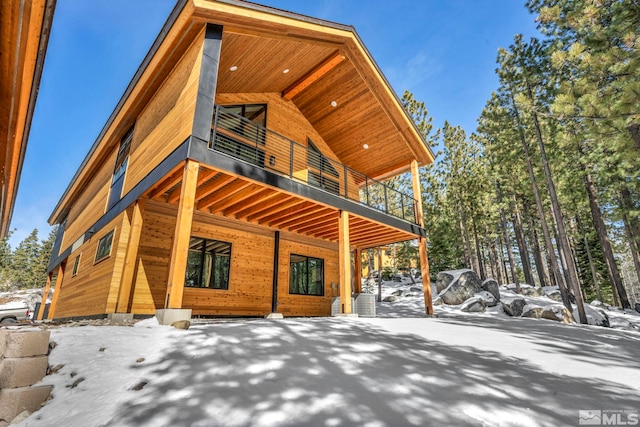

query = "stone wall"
[[0, 329, 51, 426]]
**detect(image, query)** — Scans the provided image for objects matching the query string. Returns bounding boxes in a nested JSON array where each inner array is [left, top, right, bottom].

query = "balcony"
[[209, 105, 418, 225]]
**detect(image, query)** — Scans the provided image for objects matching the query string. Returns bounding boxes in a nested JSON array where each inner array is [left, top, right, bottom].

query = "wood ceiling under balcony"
[[144, 163, 417, 249]]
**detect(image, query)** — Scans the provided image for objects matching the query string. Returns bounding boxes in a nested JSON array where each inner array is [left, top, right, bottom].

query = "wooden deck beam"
[[198, 179, 251, 210], [235, 193, 292, 220], [47, 263, 65, 320], [37, 273, 52, 320], [338, 210, 352, 314], [224, 188, 275, 216], [412, 160, 432, 315], [116, 200, 145, 313], [166, 160, 199, 309]]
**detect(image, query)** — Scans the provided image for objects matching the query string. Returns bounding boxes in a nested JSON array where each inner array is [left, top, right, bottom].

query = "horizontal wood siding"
[[125, 31, 204, 195], [52, 214, 126, 318], [59, 31, 204, 254], [277, 235, 338, 316], [60, 149, 117, 251]]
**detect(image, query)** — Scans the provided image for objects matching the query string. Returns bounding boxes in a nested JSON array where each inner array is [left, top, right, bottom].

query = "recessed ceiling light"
[[363, 144, 369, 149], [331, 101, 337, 107], [230, 65, 238, 71], [283, 69, 290, 74]]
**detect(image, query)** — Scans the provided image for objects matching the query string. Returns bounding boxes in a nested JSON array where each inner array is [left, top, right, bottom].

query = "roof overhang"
[[49, 0, 434, 225]]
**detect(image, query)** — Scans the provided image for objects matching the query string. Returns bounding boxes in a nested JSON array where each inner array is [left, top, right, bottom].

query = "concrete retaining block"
[[0, 356, 49, 389], [0, 385, 51, 425], [0, 329, 50, 358]]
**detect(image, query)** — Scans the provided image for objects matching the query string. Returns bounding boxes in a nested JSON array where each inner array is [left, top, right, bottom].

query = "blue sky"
[[11, 0, 539, 247]]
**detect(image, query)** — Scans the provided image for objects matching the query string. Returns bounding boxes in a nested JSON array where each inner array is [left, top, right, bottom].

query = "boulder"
[[171, 320, 191, 330], [547, 289, 562, 302], [435, 271, 456, 293], [391, 290, 403, 296], [520, 285, 545, 297], [432, 296, 443, 306], [590, 300, 607, 309], [522, 305, 575, 324], [634, 303, 640, 314], [460, 297, 486, 313], [410, 286, 423, 293], [574, 305, 610, 327], [382, 295, 398, 302], [436, 269, 482, 305], [501, 298, 527, 317], [480, 278, 500, 301], [474, 291, 497, 307]]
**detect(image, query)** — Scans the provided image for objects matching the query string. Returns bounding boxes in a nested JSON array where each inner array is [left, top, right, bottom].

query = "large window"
[[185, 237, 231, 289], [307, 139, 340, 195], [107, 125, 134, 210], [213, 104, 267, 167], [94, 229, 114, 263], [289, 254, 324, 296]]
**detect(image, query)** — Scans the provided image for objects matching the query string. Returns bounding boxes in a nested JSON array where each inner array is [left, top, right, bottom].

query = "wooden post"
[[37, 273, 52, 320], [338, 210, 352, 314], [353, 248, 362, 294], [411, 160, 433, 315], [165, 160, 199, 309], [377, 247, 383, 302], [47, 263, 65, 320], [116, 199, 145, 313]]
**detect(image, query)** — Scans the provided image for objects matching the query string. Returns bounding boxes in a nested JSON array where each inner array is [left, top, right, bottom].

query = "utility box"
[[331, 297, 355, 316], [354, 293, 376, 317]]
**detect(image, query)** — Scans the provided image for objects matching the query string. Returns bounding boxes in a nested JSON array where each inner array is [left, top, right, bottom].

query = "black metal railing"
[[209, 105, 417, 224]]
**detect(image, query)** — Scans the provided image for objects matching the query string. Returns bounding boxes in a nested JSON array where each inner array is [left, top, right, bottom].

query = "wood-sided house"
[[0, 0, 56, 238], [39, 0, 434, 322]]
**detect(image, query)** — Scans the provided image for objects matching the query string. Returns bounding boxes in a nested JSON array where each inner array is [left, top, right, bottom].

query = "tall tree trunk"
[[619, 189, 640, 286], [508, 90, 572, 310], [511, 194, 534, 286], [497, 182, 520, 292], [472, 217, 486, 280], [584, 171, 631, 308], [487, 230, 502, 284], [524, 83, 586, 323], [527, 211, 549, 287], [497, 236, 509, 284], [458, 211, 473, 271], [576, 216, 603, 302]]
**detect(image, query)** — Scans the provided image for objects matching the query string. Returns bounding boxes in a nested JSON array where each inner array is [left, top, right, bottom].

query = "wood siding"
[[125, 33, 204, 194], [59, 31, 205, 252], [52, 214, 126, 318]]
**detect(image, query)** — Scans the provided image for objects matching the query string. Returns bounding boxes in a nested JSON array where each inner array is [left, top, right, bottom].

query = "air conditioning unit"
[[354, 293, 376, 317], [331, 297, 355, 316]]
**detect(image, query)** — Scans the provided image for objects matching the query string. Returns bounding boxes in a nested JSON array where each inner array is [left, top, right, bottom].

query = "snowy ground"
[[5, 280, 640, 427]]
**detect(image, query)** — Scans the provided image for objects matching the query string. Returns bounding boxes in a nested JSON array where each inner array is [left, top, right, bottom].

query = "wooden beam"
[[235, 193, 292, 220], [116, 200, 145, 313], [412, 160, 433, 316], [283, 51, 346, 99], [47, 263, 65, 320], [224, 188, 274, 216], [339, 210, 352, 314], [166, 160, 199, 309], [296, 217, 338, 234], [195, 173, 235, 200], [37, 273, 52, 320], [257, 201, 312, 225], [148, 166, 184, 199], [198, 179, 251, 210], [269, 205, 328, 228], [354, 248, 362, 294], [210, 184, 259, 214]]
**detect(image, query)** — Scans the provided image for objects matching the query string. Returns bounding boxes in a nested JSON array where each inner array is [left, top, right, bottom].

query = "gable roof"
[[50, 0, 433, 224]]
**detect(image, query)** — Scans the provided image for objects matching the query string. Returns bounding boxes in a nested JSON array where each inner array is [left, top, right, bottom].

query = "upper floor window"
[[307, 139, 340, 195], [107, 125, 134, 210], [94, 229, 115, 263], [213, 104, 267, 167]]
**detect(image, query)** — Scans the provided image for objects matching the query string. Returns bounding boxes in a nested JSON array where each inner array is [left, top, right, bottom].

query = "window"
[[185, 237, 231, 289], [213, 104, 267, 168], [94, 230, 115, 263], [289, 254, 324, 296], [307, 139, 340, 195], [72, 254, 81, 276], [107, 125, 134, 210]]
